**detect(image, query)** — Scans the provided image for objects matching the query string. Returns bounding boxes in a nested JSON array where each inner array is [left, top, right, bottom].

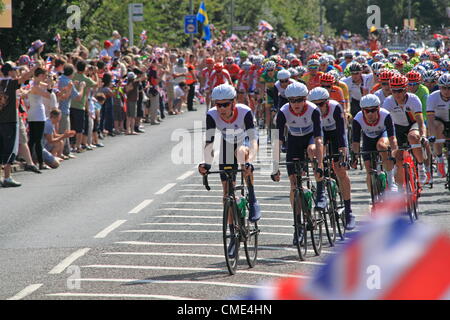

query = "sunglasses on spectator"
[[216, 101, 233, 108], [280, 79, 289, 83], [363, 108, 379, 113], [392, 89, 405, 93], [289, 97, 307, 104], [408, 82, 419, 86]]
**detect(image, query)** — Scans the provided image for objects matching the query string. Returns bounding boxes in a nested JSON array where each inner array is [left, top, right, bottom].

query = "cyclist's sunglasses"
[[215, 101, 233, 108], [308, 66, 319, 70], [381, 82, 390, 86], [392, 88, 405, 93], [280, 79, 289, 83], [408, 82, 419, 86], [289, 97, 307, 103], [267, 69, 275, 72], [440, 86, 450, 90], [322, 85, 332, 89], [363, 107, 379, 113], [351, 72, 361, 75]]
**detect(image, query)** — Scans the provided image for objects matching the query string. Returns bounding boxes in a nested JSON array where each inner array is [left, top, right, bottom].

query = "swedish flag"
[[197, 1, 211, 40]]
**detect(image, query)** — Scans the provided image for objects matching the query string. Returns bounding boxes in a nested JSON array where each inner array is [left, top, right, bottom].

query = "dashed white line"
[[46, 292, 197, 300], [94, 220, 127, 239], [155, 183, 177, 195], [49, 248, 91, 274], [129, 200, 153, 214], [7, 284, 43, 300], [176, 171, 194, 180]]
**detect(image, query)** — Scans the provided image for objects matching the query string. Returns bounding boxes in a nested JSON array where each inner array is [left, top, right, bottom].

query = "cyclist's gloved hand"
[[198, 163, 211, 176], [245, 162, 254, 172], [271, 170, 280, 182], [420, 136, 429, 146]]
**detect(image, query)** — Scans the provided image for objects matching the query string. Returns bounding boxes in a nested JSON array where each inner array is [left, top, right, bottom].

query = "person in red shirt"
[[224, 56, 241, 85], [208, 63, 232, 105], [200, 58, 215, 109], [301, 59, 324, 90]]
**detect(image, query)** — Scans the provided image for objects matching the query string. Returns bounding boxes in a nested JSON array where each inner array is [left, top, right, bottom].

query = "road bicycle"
[[275, 158, 323, 260], [203, 167, 260, 275]]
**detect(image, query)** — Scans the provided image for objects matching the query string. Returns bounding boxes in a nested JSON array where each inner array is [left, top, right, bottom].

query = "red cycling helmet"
[[205, 58, 215, 65], [214, 63, 224, 72], [400, 53, 409, 62], [224, 56, 234, 64], [431, 52, 441, 62], [406, 70, 422, 83], [394, 59, 405, 67], [280, 59, 290, 68], [308, 54, 320, 61], [320, 73, 335, 84], [378, 69, 394, 82], [381, 48, 390, 57], [390, 74, 408, 88], [290, 58, 302, 67]]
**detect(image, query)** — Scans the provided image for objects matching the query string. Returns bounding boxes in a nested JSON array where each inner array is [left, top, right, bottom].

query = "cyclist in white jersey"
[[198, 84, 261, 257], [271, 82, 325, 245], [351, 94, 398, 192], [308, 87, 356, 230], [382, 75, 428, 186], [426, 73, 450, 177]]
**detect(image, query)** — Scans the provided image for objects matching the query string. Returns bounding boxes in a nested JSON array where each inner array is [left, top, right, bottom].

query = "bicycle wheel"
[[223, 198, 240, 275], [323, 180, 337, 246], [369, 172, 379, 205], [243, 199, 259, 268], [336, 207, 347, 240], [404, 164, 415, 223], [293, 190, 307, 261], [310, 206, 323, 256]]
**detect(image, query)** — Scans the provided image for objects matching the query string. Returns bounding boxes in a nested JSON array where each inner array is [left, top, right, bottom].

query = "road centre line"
[[94, 220, 127, 239], [129, 200, 153, 214], [49, 248, 91, 274], [155, 183, 177, 195], [7, 284, 43, 300]]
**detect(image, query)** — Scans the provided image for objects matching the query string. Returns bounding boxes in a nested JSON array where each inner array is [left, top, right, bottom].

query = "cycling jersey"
[[374, 89, 391, 106], [276, 101, 322, 139], [341, 75, 371, 101], [370, 82, 381, 94], [259, 71, 278, 105], [201, 68, 214, 89], [337, 81, 350, 103], [320, 100, 347, 148], [208, 69, 233, 90], [273, 79, 298, 110], [352, 108, 395, 141], [382, 93, 422, 127], [301, 71, 324, 90], [426, 90, 450, 122], [329, 86, 346, 106], [224, 63, 241, 82], [411, 84, 429, 121]]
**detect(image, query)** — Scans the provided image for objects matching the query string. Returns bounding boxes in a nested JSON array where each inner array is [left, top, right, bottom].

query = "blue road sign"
[[184, 15, 198, 34]]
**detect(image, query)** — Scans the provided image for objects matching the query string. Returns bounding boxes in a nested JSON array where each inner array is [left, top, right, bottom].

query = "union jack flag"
[[240, 194, 450, 300], [258, 20, 273, 32], [45, 57, 53, 71]]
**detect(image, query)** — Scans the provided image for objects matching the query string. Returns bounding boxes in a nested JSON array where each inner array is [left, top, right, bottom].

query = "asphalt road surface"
[[1, 105, 449, 301]]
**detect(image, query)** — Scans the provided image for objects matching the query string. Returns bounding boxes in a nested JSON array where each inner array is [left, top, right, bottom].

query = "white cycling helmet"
[[211, 84, 237, 100], [360, 94, 381, 109], [285, 82, 309, 98], [277, 69, 291, 80], [438, 73, 450, 87], [308, 87, 330, 102], [288, 68, 299, 77]]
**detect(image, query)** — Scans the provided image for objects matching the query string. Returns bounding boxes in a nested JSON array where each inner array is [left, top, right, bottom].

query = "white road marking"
[[154, 215, 293, 222], [102, 252, 325, 266], [46, 292, 196, 300], [49, 248, 91, 274], [121, 229, 293, 236], [176, 171, 195, 180], [129, 200, 153, 214], [115, 241, 337, 255], [165, 201, 291, 207], [155, 183, 177, 195], [64, 278, 269, 289], [82, 264, 310, 278], [7, 284, 43, 300], [94, 220, 127, 239]]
